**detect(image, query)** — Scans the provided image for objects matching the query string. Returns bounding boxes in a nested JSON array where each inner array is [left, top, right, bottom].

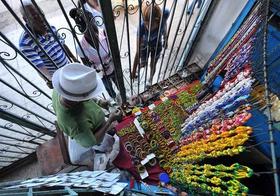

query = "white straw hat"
[[52, 63, 103, 101]]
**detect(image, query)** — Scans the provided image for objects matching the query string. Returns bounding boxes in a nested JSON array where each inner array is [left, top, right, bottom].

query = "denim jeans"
[[102, 71, 118, 98]]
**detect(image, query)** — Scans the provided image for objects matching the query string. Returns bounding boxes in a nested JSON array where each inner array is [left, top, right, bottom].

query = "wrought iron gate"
[[0, 0, 210, 174]]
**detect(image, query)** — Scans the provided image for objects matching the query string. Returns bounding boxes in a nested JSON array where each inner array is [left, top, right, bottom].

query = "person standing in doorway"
[[132, 3, 169, 87]]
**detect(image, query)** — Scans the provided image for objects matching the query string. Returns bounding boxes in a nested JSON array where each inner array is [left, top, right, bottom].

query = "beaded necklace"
[[170, 163, 253, 195], [175, 126, 252, 163]]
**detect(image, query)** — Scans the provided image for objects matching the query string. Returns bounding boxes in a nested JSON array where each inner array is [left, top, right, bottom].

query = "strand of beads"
[[205, 5, 262, 80], [181, 110, 252, 145], [174, 126, 252, 163], [170, 163, 253, 195], [182, 103, 252, 142], [181, 72, 254, 135]]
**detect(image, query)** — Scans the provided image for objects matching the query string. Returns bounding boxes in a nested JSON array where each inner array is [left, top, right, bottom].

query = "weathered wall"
[[187, 0, 249, 68]]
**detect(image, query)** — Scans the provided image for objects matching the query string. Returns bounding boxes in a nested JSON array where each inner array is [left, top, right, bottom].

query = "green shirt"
[[52, 90, 105, 147]]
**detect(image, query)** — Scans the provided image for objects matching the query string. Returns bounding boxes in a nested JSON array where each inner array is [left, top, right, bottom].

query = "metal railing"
[[0, 0, 210, 172]]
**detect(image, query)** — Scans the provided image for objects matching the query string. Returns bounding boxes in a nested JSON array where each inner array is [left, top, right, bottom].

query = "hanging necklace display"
[[175, 126, 252, 163], [170, 163, 253, 195]]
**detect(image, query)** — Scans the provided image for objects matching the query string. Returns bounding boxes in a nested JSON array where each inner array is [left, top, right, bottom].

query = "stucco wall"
[[187, 0, 249, 68]]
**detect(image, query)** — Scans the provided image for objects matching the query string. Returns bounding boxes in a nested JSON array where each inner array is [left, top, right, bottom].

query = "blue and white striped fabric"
[[19, 26, 69, 77]]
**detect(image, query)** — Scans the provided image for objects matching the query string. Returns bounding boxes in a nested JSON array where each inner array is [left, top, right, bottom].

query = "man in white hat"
[[52, 63, 122, 167]]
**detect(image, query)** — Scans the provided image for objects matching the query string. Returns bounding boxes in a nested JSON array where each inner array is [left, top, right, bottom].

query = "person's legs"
[[148, 47, 161, 86], [132, 49, 147, 80], [102, 76, 116, 98], [109, 71, 123, 104], [140, 47, 148, 68], [197, 0, 202, 8], [187, 0, 196, 14], [132, 53, 139, 79], [110, 71, 119, 90], [148, 56, 157, 85]]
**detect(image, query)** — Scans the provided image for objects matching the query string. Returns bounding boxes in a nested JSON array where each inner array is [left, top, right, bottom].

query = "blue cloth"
[[211, 75, 223, 92], [19, 26, 68, 77], [101, 71, 117, 98], [128, 182, 175, 195]]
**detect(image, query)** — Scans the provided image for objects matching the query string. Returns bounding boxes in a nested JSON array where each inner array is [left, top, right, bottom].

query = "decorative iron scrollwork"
[[127, 4, 140, 15], [113, 5, 125, 18], [121, 51, 129, 58], [0, 98, 13, 111], [47, 103, 54, 111], [0, 38, 17, 61], [145, 0, 164, 6]]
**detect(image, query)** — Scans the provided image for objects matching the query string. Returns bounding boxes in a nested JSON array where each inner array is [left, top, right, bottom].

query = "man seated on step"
[[52, 63, 122, 169]]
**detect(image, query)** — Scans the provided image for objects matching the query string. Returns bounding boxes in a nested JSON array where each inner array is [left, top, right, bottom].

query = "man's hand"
[[98, 99, 110, 110], [109, 109, 123, 123]]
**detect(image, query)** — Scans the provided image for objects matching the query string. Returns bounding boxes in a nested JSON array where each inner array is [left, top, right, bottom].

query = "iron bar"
[[30, 0, 73, 63], [0, 141, 35, 150], [262, 0, 280, 195], [79, 1, 106, 66], [162, 0, 188, 80], [152, 0, 167, 83], [137, 0, 142, 95], [56, 0, 89, 62], [0, 133, 41, 145], [143, 0, 155, 89], [0, 109, 56, 137], [99, 0, 127, 102], [201, 3, 262, 82], [157, 0, 178, 83], [0, 160, 12, 163], [0, 155, 20, 159], [1, 0, 59, 70], [14, 146, 30, 154], [174, 0, 207, 73], [0, 79, 55, 115], [0, 96, 54, 126], [0, 33, 49, 82], [79, 1, 115, 99], [3, 124, 46, 142], [0, 58, 52, 101], [168, 0, 199, 77], [125, 0, 134, 95], [118, 10, 126, 50], [0, 149, 29, 155]]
